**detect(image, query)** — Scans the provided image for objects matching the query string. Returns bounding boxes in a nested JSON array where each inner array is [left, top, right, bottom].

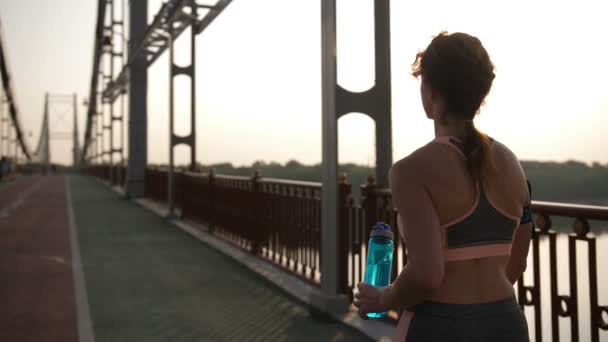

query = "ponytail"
[[462, 120, 485, 181], [411, 31, 494, 181]]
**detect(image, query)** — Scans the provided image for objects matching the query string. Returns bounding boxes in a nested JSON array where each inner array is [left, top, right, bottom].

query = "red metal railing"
[[518, 201, 608, 342], [256, 175, 324, 284], [342, 182, 403, 303], [144, 168, 168, 202], [85, 164, 126, 187], [178, 171, 324, 285], [86, 164, 111, 180], [345, 183, 608, 341], [110, 165, 126, 187], [88, 168, 608, 341], [347, 184, 608, 341]]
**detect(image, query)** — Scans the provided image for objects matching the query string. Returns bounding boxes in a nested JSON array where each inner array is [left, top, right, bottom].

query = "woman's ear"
[[428, 85, 447, 120]]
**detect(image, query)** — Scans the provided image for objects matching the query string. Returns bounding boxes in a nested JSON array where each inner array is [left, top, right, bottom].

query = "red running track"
[[0, 176, 78, 342]]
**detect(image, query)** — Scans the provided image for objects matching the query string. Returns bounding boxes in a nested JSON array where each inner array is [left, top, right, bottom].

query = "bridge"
[[1, 1, 608, 342]]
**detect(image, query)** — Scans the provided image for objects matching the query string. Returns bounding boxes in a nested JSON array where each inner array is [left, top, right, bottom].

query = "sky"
[[0, 0, 607, 167]]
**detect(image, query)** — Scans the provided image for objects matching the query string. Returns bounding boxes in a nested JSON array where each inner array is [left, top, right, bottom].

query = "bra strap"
[[433, 136, 467, 159]]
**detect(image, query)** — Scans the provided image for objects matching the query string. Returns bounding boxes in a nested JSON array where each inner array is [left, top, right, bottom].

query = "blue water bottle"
[[363, 222, 394, 318]]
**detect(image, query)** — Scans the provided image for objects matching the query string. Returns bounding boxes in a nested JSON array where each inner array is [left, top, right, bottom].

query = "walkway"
[[0, 176, 77, 341], [0, 175, 371, 342]]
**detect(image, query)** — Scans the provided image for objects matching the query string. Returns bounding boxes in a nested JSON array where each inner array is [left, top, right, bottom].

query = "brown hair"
[[412, 31, 495, 180]]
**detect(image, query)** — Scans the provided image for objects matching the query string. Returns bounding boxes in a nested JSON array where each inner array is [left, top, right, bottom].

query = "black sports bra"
[[432, 136, 531, 261]]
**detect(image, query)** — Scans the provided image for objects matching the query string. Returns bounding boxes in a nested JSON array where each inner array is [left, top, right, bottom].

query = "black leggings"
[[400, 297, 529, 342]]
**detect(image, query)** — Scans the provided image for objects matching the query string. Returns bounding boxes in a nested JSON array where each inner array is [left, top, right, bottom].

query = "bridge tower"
[[316, 0, 393, 311], [31, 93, 79, 168]]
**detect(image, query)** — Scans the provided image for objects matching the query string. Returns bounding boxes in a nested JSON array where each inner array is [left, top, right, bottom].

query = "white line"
[[65, 176, 95, 342], [0, 178, 42, 218]]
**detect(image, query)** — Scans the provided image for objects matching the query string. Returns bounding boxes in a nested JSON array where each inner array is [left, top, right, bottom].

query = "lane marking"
[[41, 255, 69, 265], [66, 176, 95, 342], [0, 179, 42, 218]]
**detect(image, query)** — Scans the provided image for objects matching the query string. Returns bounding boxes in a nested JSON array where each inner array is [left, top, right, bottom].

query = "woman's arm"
[[355, 159, 444, 315], [385, 161, 444, 308], [505, 180, 533, 284], [505, 222, 532, 284]]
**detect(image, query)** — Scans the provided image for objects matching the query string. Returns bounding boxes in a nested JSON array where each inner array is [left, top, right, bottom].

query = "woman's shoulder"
[[485, 137, 529, 203], [487, 137, 518, 161], [394, 137, 463, 167], [390, 142, 442, 184], [486, 137, 525, 175]]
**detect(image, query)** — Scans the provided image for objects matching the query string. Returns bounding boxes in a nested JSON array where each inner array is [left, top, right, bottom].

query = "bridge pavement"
[[0, 175, 372, 342]]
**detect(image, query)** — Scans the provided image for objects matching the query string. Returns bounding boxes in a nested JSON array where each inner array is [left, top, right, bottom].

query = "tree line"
[[181, 159, 608, 206]]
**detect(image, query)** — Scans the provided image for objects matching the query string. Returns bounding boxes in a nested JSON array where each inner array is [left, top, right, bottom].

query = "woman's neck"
[[434, 119, 467, 139]]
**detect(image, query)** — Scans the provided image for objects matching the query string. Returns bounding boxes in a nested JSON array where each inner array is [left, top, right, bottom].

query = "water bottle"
[[363, 222, 394, 318]]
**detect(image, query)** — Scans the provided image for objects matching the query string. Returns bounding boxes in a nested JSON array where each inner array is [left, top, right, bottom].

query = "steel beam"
[[125, 0, 148, 198], [0, 98, 6, 156], [105, 0, 126, 182], [73, 93, 79, 166], [108, 0, 115, 177], [334, 0, 392, 187], [81, 0, 108, 164], [102, 0, 233, 103], [315, 0, 393, 311], [168, 16, 197, 216], [0, 17, 31, 159], [313, 0, 349, 314], [372, 0, 392, 187], [103, 0, 192, 102]]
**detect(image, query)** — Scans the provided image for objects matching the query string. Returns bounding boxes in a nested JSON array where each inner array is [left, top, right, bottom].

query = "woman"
[[354, 32, 533, 341]]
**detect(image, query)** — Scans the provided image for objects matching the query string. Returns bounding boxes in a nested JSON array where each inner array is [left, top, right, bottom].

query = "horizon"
[[70, 157, 608, 169], [1, 0, 607, 167]]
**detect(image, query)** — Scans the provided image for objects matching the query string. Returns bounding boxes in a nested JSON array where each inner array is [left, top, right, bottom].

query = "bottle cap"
[[371, 221, 393, 239]]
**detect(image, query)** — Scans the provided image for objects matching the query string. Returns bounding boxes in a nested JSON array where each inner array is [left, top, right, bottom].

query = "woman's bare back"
[[398, 138, 529, 304]]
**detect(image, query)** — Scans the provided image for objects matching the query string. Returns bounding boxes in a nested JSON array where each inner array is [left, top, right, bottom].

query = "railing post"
[[338, 173, 352, 296], [361, 175, 379, 240], [144, 167, 150, 198], [174, 170, 183, 218], [251, 169, 263, 254], [208, 169, 216, 233]]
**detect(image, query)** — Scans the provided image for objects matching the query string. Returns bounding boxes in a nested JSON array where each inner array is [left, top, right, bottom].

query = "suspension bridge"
[[1, 1, 607, 341]]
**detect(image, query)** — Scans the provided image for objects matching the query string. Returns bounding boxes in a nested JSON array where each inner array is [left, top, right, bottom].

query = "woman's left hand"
[[353, 283, 391, 319]]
